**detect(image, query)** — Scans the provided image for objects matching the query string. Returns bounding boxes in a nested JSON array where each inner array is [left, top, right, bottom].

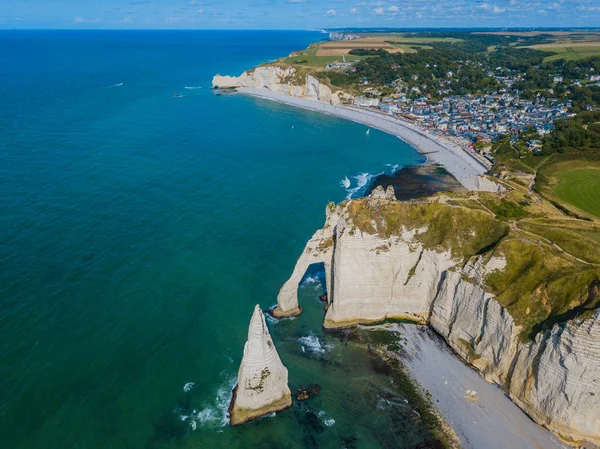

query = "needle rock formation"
[[229, 305, 292, 425]]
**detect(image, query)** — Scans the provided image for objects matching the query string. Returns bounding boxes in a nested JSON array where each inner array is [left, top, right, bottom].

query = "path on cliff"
[[393, 324, 569, 449]]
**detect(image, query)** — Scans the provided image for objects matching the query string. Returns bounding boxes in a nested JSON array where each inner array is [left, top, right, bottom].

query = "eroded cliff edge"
[[276, 186, 600, 447], [212, 66, 354, 105]]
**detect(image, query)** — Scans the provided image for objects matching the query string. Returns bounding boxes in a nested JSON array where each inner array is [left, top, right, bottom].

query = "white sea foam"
[[318, 410, 335, 427], [344, 172, 381, 199], [184, 86, 203, 90], [300, 273, 322, 287], [298, 334, 331, 356], [180, 375, 236, 430], [183, 382, 195, 392], [106, 82, 123, 88], [385, 163, 402, 174], [341, 176, 351, 189]]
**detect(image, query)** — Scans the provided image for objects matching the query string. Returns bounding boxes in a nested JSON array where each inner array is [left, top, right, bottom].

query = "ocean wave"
[[298, 334, 331, 356], [318, 410, 335, 427], [344, 172, 381, 200], [106, 82, 123, 88], [184, 86, 203, 90], [385, 163, 402, 174], [183, 382, 195, 392], [300, 273, 322, 288], [178, 375, 236, 430], [341, 176, 351, 189]]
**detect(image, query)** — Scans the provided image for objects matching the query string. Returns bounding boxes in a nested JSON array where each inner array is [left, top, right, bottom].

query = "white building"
[[354, 96, 381, 107]]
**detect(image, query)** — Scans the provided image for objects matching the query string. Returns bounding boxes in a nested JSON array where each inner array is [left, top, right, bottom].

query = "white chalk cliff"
[[276, 188, 600, 447], [229, 305, 292, 425], [212, 66, 353, 105]]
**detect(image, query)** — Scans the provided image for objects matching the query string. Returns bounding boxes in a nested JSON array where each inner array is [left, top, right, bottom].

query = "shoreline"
[[236, 87, 490, 191], [388, 324, 569, 449]]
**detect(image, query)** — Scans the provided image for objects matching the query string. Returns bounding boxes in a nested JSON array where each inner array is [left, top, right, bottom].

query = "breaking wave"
[[184, 86, 203, 90], [183, 382, 195, 392], [300, 273, 322, 288], [318, 410, 335, 427], [341, 176, 351, 189], [177, 375, 236, 430], [343, 172, 380, 200], [106, 82, 123, 88], [342, 164, 402, 199], [298, 334, 331, 356]]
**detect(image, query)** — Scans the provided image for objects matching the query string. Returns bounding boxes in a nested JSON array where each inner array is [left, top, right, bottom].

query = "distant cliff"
[[212, 66, 354, 105], [275, 187, 600, 447]]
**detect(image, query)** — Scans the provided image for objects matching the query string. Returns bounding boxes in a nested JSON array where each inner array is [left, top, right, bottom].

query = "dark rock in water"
[[366, 165, 465, 201], [296, 384, 322, 401], [319, 294, 328, 303], [296, 389, 310, 401], [341, 435, 358, 449]]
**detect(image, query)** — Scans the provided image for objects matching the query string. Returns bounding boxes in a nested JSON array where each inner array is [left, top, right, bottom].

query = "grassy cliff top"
[[341, 179, 600, 341], [345, 199, 507, 260]]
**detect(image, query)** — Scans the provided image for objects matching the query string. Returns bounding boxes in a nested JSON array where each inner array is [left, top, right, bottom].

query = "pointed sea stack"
[[229, 305, 292, 425]]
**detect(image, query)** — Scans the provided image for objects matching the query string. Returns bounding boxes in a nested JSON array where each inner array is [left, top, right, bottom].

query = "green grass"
[[386, 37, 463, 43], [485, 238, 600, 341], [282, 54, 366, 69], [346, 200, 508, 259], [520, 222, 600, 264], [553, 169, 600, 217], [539, 45, 600, 62], [479, 199, 528, 221], [386, 43, 432, 53]]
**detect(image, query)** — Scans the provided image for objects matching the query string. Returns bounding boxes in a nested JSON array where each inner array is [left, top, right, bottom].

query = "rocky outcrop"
[[212, 66, 353, 105], [229, 305, 292, 425], [276, 194, 600, 446]]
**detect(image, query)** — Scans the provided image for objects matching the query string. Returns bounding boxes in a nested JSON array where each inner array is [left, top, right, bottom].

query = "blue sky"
[[1, 0, 600, 29]]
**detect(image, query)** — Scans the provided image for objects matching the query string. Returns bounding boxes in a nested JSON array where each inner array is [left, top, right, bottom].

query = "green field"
[[282, 43, 367, 68], [282, 54, 365, 68], [387, 42, 432, 53], [539, 45, 600, 62], [554, 169, 600, 217]]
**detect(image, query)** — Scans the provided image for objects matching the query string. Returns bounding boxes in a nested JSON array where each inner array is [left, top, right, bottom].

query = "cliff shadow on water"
[[366, 164, 466, 201]]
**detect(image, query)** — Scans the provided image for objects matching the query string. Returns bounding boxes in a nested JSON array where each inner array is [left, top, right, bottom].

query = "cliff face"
[[276, 189, 600, 446], [229, 305, 292, 425], [212, 66, 353, 105]]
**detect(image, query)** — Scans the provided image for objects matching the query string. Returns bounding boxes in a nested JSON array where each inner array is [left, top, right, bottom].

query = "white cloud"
[[350, 7, 358, 13], [374, 7, 384, 14], [326, 9, 336, 15], [492, 5, 505, 13], [389, 5, 399, 12]]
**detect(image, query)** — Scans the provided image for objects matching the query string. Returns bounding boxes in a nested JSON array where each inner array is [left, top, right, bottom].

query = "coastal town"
[[351, 70, 599, 164]]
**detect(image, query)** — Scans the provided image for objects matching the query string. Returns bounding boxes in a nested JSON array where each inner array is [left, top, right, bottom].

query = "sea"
[[0, 30, 428, 448]]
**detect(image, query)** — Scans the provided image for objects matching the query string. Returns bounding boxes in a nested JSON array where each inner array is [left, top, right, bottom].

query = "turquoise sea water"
[[0, 31, 427, 448]]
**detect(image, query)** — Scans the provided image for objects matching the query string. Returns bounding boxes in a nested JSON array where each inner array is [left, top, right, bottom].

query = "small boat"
[[366, 129, 370, 136], [173, 93, 181, 97]]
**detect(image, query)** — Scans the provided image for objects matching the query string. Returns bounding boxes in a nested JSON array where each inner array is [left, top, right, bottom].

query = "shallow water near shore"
[[0, 30, 434, 448]]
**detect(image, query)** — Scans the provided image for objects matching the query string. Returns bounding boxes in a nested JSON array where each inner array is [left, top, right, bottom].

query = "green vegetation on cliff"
[[343, 178, 600, 342], [486, 239, 600, 341], [346, 200, 508, 259]]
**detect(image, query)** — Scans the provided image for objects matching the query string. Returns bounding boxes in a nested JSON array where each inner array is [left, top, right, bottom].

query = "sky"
[[1, 0, 600, 29]]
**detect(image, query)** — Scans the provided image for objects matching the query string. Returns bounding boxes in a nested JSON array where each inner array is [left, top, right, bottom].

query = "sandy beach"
[[237, 87, 490, 191], [393, 324, 569, 449]]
